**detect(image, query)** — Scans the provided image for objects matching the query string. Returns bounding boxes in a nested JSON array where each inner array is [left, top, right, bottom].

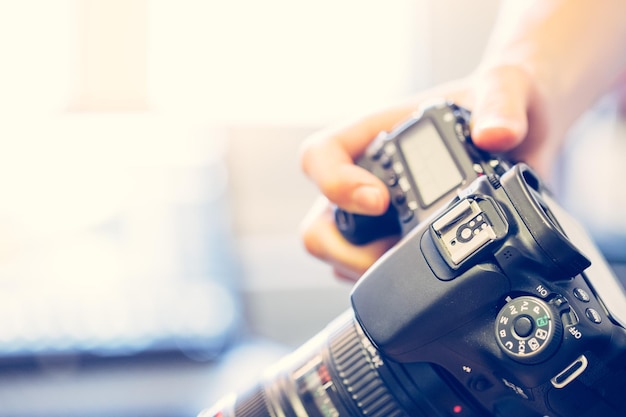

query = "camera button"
[[470, 376, 493, 392], [573, 287, 590, 302], [513, 316, 533, 338], [585, 308, 602, 324], [472, 163, 485, 176], [392, 191, 406, 205], [368, 132, 388, 160], [400, 209, 414, 223], [380, 154, 392, 169], [386, 172, 398, 187]]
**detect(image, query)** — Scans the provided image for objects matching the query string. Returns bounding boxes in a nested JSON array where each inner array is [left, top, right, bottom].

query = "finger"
[[301, 150, 388, 216], [300, 198, 397, 278], [470, 66, 532, 152], [300, 105, 417, 215], [332, 265, 362, 283], [300, 79, 472, 215]]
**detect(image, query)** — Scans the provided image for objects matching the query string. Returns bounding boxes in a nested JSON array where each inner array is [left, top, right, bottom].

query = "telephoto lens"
[[199, 310, 485, 417]]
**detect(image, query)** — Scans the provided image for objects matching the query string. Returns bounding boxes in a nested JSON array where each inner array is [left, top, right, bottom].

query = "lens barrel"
[[328, 311, 408, 417], [200, 310, 482, 417]]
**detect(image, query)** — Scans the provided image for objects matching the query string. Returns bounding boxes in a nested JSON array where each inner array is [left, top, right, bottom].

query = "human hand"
[[299, 66, 555, 281]]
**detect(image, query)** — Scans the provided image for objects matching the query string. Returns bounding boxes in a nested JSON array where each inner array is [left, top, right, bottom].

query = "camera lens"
[[201, 310, 485, 417]]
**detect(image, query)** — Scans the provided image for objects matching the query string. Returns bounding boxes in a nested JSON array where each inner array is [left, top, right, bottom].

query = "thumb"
[[470, 66, 532, 153]]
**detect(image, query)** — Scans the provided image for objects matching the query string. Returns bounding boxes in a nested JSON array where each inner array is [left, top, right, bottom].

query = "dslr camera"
[[334, 102, 511, 245], [201, 102, 626, 416]]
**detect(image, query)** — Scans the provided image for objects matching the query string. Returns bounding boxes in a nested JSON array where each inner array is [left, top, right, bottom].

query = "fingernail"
[[472, 117, 523, 150], [352, 186, 385, 213], [473, 116, 515, 133]]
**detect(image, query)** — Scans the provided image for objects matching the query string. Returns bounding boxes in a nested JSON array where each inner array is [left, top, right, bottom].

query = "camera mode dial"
[[495, 296, 563, 364]]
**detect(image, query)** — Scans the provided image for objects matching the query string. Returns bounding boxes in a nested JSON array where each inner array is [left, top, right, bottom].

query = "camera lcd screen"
[[399, 120, 463, 206]]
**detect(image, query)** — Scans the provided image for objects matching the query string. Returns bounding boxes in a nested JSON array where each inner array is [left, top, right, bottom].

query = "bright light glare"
[[148, 0, 424, 124]]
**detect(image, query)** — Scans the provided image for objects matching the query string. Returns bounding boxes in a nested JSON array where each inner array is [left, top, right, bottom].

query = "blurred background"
[[0, 1, 623, 416]]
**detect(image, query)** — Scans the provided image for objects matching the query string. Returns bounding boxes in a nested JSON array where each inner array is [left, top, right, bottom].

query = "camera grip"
[[334, 205, 401, 245]]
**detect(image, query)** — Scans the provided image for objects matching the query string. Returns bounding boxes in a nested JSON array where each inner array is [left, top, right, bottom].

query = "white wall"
[[0, 0, 503, 348]]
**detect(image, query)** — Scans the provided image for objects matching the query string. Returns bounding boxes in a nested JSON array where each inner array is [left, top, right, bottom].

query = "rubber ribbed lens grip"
[[234, 385, 271, 417], [329, 318, 407, 417]]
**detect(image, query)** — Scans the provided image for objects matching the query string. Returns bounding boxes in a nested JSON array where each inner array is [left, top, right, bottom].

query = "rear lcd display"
[[399, 120, 463, 206]]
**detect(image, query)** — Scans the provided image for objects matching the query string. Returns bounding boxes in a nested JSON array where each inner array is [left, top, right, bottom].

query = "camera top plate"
[[335, 102, 511, 245]]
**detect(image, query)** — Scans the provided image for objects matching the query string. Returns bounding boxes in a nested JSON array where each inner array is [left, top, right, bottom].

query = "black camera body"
[[200, 103, 626, 417], [335, 102, 511, 245], [351, 162, 626, 416]]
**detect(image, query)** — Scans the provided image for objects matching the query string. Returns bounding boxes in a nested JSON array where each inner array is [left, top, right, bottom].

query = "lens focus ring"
[[329, 317, 407, 417], [234, 385, 271, 417]]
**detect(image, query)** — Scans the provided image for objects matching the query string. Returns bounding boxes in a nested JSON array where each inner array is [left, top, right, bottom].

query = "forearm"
[[479, 0, 626, 135]]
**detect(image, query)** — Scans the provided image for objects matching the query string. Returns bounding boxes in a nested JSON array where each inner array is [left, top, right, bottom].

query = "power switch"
[[560, 309, 579, 328]]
